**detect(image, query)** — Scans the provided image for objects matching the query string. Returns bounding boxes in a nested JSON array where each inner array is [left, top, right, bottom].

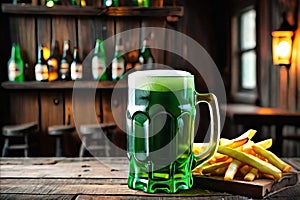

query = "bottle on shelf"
[[45, 0, 59, 7], [71, 47, 83, 80], [7, 43, 24, 82], [137, 35, 155, 70], [112, 38, 126, 81], [47, 40, 60, 81], [59, 40, 73, 81], [72, 0, 86, 7], [35, 44, 49, 82], [92, 39, 108, 81], [103, 0, 119, 7], [133, 0, 149, 7]]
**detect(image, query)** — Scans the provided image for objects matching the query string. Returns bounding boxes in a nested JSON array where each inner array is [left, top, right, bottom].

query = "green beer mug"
[[126, 70, 220, 193]]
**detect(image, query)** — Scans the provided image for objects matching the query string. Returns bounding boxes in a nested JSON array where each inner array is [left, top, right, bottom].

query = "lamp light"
[[271, 13, 296, 68]]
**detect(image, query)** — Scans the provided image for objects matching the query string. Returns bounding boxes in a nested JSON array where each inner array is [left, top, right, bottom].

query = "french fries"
[[193, 129, 292, 181]]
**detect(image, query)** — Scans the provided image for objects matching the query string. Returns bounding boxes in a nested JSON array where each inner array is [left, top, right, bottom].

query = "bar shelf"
[[1, 4, 184, 17]]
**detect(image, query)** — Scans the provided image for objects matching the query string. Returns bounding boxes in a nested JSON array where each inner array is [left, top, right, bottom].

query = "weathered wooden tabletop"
[[0, 157, 299, 199]]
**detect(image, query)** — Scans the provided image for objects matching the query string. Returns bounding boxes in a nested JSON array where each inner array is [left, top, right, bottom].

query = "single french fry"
[[224, 159, 242, 180], [239, 165, 251, 176], [211, 166, 227, 176], [201, 159, 232, 174], [256, 138, 272, 149], [244, 168, 259, 181], [218, 146, 282, 180], [219, 129, 257, 147], [261, 173, 275, 179], [235, 129, 257, 140], [252, 144, 292, 172]]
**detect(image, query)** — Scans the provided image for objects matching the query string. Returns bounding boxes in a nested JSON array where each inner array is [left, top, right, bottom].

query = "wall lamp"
[[272, 12, 296, 68]]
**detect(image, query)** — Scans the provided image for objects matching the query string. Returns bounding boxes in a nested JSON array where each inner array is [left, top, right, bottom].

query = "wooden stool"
[[48, 125, 75, 157], [2, 122, 38, 157], [79, 123, 116, 157]]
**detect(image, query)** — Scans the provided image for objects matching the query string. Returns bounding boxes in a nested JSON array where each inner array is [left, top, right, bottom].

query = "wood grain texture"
[[9, 15, 36, 67], [77, 16, 114, 80], [40, 91, 64, 156], [52, 16, 77, 55], [1, 80, 127, 89], [115, 17, 140, 53], [0, 157, 298, 199], [37, 16, 51, 50], [8, 91, 39, 124]]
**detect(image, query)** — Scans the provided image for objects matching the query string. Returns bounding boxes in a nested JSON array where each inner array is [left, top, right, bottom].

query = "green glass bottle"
[[7, 43, 24, 82], [137, 37, 155, 70], [35, 44, 49, 82], [92, 39, 108, 81], [112, 38, 126, 81]]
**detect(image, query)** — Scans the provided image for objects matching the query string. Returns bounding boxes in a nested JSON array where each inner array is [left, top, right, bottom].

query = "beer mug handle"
[[193, 93, 220, 167]]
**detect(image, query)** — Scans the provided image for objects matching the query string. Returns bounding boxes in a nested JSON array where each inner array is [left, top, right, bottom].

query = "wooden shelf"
[[1, 80, 127, 90], [1, 4, 184, 17]]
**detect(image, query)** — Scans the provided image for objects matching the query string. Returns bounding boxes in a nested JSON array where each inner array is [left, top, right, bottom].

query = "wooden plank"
[[37, 16, 51, 49], [40, 91, 64, 156], [0, 194, 75, 200], [1, 80, 127, 89], [8, 91, 39, 125], [77, 16, 114, 80], [115, 17, 140, 55], [63, 90, 81, 157], [279, 67, 288, 109], [2, 4, 184, 17], [9, 15, 36, 68], [194, 173, 298, 199], [52, 16, 76, 56]]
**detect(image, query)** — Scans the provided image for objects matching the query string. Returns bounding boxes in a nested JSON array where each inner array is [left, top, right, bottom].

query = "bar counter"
[[0, 157, 299, 199]]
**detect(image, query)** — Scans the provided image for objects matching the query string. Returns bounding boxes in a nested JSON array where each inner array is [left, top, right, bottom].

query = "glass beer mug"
[[126, 70, 220, 193]]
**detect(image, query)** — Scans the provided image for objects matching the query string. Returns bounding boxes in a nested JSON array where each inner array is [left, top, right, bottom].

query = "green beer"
[[127, 70, 220, 193]]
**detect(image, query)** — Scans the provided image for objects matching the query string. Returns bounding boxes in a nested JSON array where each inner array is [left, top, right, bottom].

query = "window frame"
[[231, 4, 258, 104]]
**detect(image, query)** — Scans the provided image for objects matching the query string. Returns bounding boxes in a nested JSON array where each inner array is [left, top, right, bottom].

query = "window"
[[238, 9, 257, 91]]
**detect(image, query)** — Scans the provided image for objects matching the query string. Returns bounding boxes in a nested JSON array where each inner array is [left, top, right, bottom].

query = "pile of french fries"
[[192, 129, 292, 181]]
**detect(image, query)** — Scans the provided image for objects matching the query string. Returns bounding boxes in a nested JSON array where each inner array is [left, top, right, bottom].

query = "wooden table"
[[223, 104, 300, 156], [0, 157, 299, 199]]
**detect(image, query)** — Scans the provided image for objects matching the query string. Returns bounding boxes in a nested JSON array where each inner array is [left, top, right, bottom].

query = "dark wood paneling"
[[64, 90, 81, 157], [52, 16, 77, 55], [9, 91, 39, 124], [77, 16, 114, 80], [40, 91, 64, 156], [115, 17, 140, 52], [9, 15, 36, 67], [37, 16, 51, 49]]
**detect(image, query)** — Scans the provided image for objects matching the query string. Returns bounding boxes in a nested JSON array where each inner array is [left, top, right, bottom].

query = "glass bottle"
[[103, 0, 119, 7], [72, 0, 86, 7], [92, 39, 108, 81], [47, 40, 59, 81], [59, 40, 72, 81], [71, 47, 83, 80], [8, 43, 24, 82], [137, 37, 155, 70], [45, 0, 59, 7], [112, 38, 126, 81], [35, 44, 49, 82]]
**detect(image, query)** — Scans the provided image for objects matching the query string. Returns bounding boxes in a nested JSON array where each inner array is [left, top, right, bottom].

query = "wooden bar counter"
[[0, 157, 299, 199]]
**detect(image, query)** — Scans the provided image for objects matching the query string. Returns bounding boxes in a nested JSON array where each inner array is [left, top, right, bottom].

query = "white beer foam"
[[128, 70, 193, 91]]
